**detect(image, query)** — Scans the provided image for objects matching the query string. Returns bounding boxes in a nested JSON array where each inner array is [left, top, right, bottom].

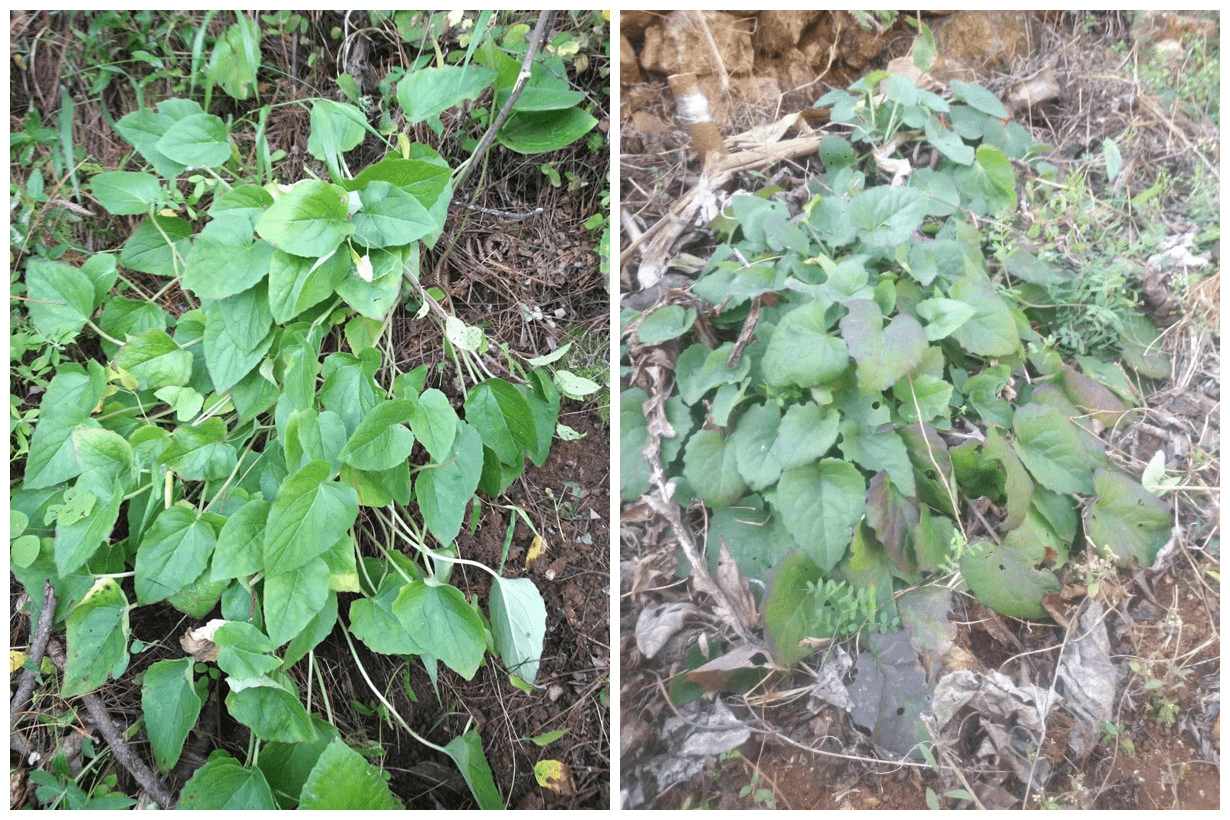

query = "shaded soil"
[[619, 9, 1218, 812]]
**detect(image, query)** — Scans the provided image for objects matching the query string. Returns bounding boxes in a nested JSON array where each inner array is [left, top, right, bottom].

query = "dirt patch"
[[619, 9, 1218, 812]]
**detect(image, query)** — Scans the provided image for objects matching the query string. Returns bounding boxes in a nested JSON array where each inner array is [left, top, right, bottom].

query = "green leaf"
[[335, 244, 413, 320], [212, 621, 280, 679], [349, 575, 421, 656], [899, 422, 957, 518], [210, 498, 269, 582], [179, 751, 278, 810], [397, 64, 497, 124], [982, 427, 1034, 530], [167, 567, 227, 619], [415, 422, 484, 547], [692, 263, 786, 308], [121, 214, 192, 276], [24, 364, 106, 489], [256, 180, 354, 257], [156, 112, 231, 168], [115, 328, 193, 390], [266, 246, 351, 323], [762, 300, 849, 389], [71, 424, 135, 484], [676, 342, 752, 404], [497, 107, 597, 154], [91, 170, 161, 215], [161, 417, 237, 481], [960, 539, 1059, 620], [226, 676, 317, 743], [847, 185, 927, 248], [1012, 403, 1095, 495], [1118, 312, 1171, 379], [25, 258, 96, 344], [839, 299, 927, 394], [762, 551, 823, 666], [947, 276, 1020, 357], [892, 373, 952, 425], [319, 350, 384, 435], [53, 428, 132, 576], [257, 718, 338, 809], [113, 106, 188, 179], [183, 231, 274, 301], [1002, 246, 1069, 287], [210, 183, 274, 229], [141, 658, 202, 772], [1083, 468, 1171, 567], [924, 116, 974, 166], [774, 459, 866, 573], [264, 557, 331, 647], [208, 17, 261, 100], [442, 731, 503, 810], [915, 297, 977, 341], [954, 144, 1016, 215], [635, 305, 696, 344], [339, 400, 417, 472], [351, 181, 435, 248], [214, 281, 275, 354], [908, 168, 960, 217], [501, 82, 584, 113], [264, 461, 359, 576], [489, 576, 546, 684], [348, 156, 452, 212], [619, 388, 651, 501], [98, 295, 168, 355], [62, 577, 129, 696], [203, 300, 276, 392], [553, 369, 601, 400], [284, 409, 349, 482], [298, 738, 404, 809], [393, 581, 486, 680], [464, 379, 538, 465], [706, 497, 797, 584], [135, 506, 217, 605], [407, 388, 458, 463], [682, 429, 747, 508], [730, 403, 785, 490], [307, 99, 368, 172], [282, 591, 339, 668], [950, 80, 1009, 118]]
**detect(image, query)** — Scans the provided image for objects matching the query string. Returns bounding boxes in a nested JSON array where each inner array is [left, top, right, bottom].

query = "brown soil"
[[620, 9, 1219, 812]]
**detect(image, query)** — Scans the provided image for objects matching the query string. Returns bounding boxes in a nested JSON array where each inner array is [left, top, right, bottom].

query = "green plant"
[[10, 13, 606, 807], [1099, 720, 1137, 757], [622, 42, 1173, 687], [1128, 658, 1191, 728]]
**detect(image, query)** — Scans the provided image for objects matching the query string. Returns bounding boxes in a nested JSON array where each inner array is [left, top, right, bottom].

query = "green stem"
[[339, 625, 448, 755]]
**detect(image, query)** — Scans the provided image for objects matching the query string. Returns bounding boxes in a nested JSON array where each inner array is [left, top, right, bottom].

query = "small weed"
[[1099, 720, 1137, 757]]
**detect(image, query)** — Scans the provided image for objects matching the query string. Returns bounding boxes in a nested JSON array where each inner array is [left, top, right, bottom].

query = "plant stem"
[[339, 625, 447, 755], [451, 10, 553, 195]]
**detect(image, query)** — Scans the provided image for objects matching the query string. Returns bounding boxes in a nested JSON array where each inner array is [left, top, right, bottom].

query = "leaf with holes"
[[1083, 468, 1171, 567]]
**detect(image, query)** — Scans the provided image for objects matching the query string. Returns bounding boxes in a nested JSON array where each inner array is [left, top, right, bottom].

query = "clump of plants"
[[11, 10, 604, 810], [621, 26, 1173, 674]]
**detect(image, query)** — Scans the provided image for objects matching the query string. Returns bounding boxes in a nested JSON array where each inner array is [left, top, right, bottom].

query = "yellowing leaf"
[[11, 650, 27, 674], [525, 535, 548, 570], [534, 759, 573, 795]]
